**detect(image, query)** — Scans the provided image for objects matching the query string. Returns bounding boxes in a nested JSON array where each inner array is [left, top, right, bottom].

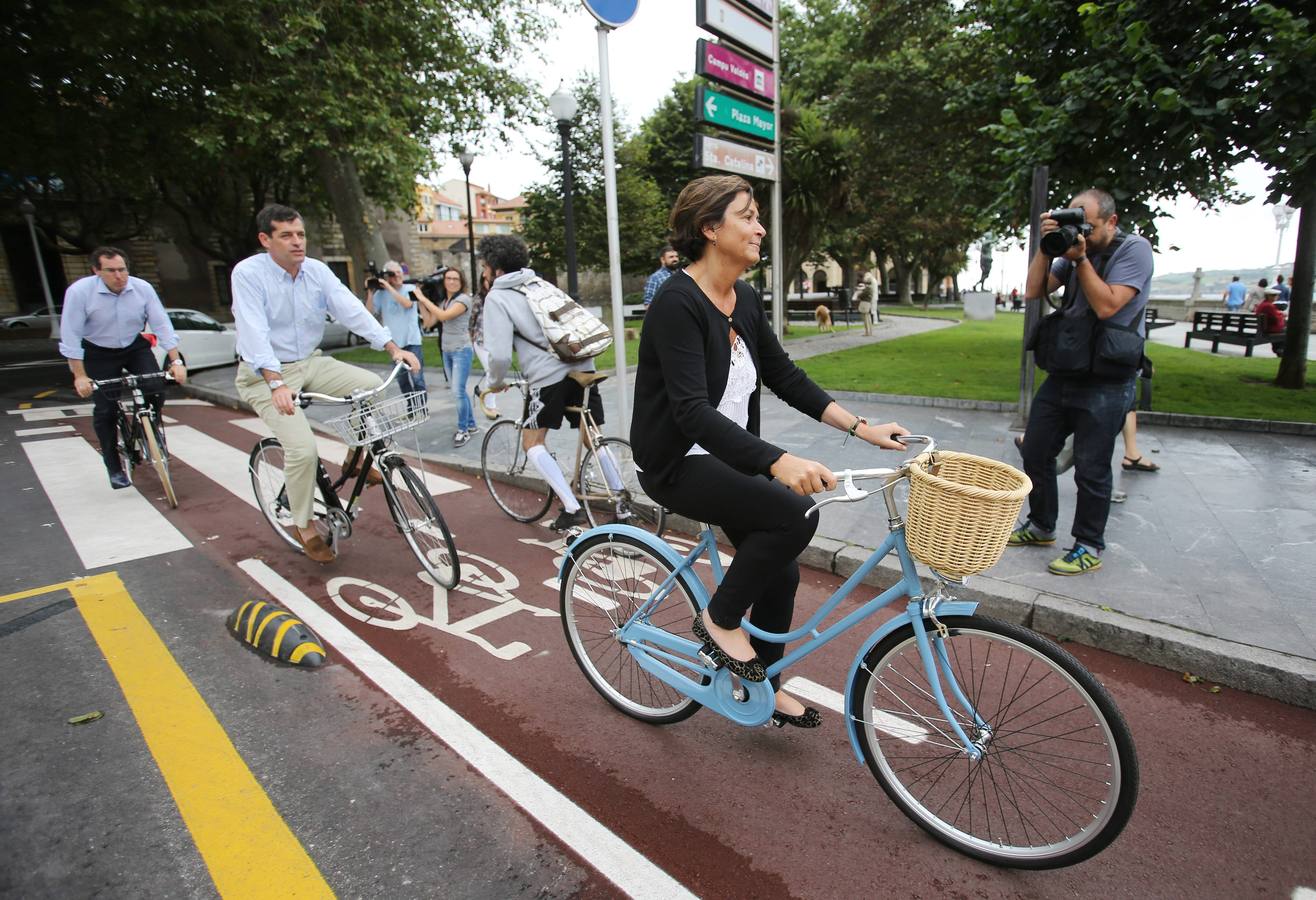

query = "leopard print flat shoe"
[[691, 613, 767, 683], [770, 706, 822, 729]]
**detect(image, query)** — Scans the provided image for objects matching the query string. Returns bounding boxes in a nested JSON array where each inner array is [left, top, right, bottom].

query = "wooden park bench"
[[1144, 307, 1174, 331], [1184, 311, 1281, 356]]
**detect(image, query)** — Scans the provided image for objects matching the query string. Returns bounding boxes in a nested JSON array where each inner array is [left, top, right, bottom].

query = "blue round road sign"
[[582, 0, 638, 27]]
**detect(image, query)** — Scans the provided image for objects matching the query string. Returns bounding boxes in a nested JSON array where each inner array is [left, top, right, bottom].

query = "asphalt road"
[[2, 372, 1314, 899]]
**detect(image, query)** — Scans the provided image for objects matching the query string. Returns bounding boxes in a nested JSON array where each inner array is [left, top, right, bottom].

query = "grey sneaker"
[[453, 429, 471, 447]]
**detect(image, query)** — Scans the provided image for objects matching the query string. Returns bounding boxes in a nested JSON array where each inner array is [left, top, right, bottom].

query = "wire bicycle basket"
[[325, 390, 429, 447], [904, 451, 1031, 578]]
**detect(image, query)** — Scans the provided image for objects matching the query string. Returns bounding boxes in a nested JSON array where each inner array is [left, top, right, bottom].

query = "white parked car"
[[149, 308, 239, 371], [1, 306, 61, 329], [319, 314, 363, 350]]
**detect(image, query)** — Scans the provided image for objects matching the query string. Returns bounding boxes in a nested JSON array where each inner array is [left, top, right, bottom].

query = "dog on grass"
[[814, 304, 833, 332]]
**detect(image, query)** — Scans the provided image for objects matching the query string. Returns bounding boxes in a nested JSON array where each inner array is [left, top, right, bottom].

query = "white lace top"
[[687, 335, 757, 457]]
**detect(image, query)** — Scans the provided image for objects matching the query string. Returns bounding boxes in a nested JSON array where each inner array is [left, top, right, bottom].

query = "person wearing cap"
[[1255, 286, 1287, 356]]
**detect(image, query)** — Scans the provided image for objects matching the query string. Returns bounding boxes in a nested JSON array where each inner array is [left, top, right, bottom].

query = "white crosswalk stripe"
[[21, 437, 191, 569], [164, 425, 260, 510]]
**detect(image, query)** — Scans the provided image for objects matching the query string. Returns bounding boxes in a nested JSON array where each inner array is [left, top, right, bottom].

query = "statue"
[[975, 242, 994, 291]]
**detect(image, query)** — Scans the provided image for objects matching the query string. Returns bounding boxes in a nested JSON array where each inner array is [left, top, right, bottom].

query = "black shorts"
[[526, 377, 604, 430]]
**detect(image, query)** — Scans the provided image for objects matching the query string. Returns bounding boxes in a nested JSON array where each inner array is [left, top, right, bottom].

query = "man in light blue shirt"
[[366, 260, 436, 411], [1222, 276, 1246, 311], [60, 246, 187, 488], [232, 204, 419, 563], [642, 245, 679, 306]]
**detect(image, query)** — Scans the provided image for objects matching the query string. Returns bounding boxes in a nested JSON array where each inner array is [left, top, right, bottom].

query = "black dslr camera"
[[1040, 208, 1093, 256], [365, 261, 385, 291]]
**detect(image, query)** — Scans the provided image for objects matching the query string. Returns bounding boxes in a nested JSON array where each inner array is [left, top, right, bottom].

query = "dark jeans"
[[638, 454, 818, 688], [82, 336, 165, 474], [1019, 375, 1135, 553]]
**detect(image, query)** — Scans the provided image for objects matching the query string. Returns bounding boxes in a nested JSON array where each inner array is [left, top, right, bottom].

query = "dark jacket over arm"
[[630, 271, 833, 486]]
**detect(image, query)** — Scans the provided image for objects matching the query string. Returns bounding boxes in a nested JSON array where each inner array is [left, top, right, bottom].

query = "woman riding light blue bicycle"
[[627, 174, 910, 727], [557, 176, 1138, 868]]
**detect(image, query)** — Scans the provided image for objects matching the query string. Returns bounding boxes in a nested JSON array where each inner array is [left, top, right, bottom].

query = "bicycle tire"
[[849, 614, 1138, 869], [248, 438, 314, 552], [480, 418, 553, 523], [560, 531, 702, 724], [141, 413, 177, 508], [115, 413, 135, 485], [382, 459, 460, 589], [577, 437, 666, 537]]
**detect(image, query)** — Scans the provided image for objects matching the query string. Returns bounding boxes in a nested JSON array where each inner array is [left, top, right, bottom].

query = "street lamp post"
[[1272, 203, 1295, 269], [459, 150, 478, 293], [18, 200, 59, 339], [548, 83, 580, 300]]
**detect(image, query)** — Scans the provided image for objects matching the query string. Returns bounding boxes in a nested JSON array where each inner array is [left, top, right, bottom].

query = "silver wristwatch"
[[268, 379, 286, 391]]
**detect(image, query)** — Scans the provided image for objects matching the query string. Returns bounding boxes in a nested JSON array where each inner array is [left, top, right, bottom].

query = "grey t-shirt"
[[438, 292, 472, 352], [1050, 232, 1154, 333]]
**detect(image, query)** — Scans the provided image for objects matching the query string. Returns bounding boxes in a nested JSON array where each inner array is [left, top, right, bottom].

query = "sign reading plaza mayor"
[[695, 0, 773, 60], [696, 84, 775, 142], [695, 133, 777, 182], [695, 38, 775, 103]]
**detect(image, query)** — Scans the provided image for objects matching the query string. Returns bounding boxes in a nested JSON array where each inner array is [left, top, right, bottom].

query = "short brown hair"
[[90, 246, 128, 269], [667, 175, 754, 262]]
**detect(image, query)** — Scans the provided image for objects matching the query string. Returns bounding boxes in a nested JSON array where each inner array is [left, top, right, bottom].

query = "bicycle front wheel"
[[115, 413, 135, 485], [850, 614, 1138, 868], [382, 459, 460, 589], [560, 532, 701, 724], [481, 418, 553, 522], [140, 413, 177, 508], [577, 437, 666, 536]]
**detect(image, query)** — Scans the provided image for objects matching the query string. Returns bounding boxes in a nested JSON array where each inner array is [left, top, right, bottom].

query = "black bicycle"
[[247, 363, 460, 588], [92, 371, 177, 508]]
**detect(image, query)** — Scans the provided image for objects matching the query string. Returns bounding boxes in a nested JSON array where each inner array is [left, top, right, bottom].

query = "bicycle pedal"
[[697, 643, 722, 671]]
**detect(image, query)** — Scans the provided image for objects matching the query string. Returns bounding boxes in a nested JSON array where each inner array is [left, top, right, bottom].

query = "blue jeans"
[[1019, 375, 1135, 553], [442, 345, 476, 432], [397, 344, 427, 411]]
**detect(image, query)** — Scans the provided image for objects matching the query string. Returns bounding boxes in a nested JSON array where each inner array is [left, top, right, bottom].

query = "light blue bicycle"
[[558, 436, 1138, 868]]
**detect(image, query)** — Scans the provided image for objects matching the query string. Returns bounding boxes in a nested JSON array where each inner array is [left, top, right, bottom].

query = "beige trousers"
[[236, 352, 382, 527]]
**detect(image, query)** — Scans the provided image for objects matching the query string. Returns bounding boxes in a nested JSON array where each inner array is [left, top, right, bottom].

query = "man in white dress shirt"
[[232, 204, 419, 562]]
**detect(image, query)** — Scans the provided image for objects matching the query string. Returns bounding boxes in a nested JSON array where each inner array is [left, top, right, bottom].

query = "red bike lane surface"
[[95, 404, 1316, 897]]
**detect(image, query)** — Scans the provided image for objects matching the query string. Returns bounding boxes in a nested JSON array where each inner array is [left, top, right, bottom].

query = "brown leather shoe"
[[341, 450, 384, 486], [295, 526, 336, 563]]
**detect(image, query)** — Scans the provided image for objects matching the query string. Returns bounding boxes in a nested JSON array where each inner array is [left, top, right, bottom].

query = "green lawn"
[[797, 314, 1316, 423]]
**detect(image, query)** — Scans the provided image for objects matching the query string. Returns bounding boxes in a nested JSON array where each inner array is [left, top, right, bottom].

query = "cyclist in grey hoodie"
[[479, 234, 602, 531]]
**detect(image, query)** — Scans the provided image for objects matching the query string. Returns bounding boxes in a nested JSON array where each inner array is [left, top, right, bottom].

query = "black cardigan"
[[630, 271, 833, 486]]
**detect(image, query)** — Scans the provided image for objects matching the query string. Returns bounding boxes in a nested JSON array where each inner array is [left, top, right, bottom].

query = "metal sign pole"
[[770, 4, 784, 340], [1013, 165, 1049, 429], [596, 23, 629, 435]]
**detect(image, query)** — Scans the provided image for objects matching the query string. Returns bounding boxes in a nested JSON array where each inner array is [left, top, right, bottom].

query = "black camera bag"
[[1027, 232, 1143, 379]]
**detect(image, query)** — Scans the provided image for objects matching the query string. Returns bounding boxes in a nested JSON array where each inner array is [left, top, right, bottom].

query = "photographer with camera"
[[365, 260, 438, 411], [1010, 188, 1154, 576]]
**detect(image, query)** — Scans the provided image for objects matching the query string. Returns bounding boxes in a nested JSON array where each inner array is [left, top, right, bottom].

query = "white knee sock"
[[596, 445, 625, 491], [527, 444, 579, 512]]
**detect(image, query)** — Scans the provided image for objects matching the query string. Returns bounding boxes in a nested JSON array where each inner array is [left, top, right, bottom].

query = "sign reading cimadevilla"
[[697, 84, 775, 142], [695, 0, 773, 60]]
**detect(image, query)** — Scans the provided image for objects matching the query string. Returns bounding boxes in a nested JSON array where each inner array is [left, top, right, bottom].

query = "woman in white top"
[[630, 175, 907, 727]]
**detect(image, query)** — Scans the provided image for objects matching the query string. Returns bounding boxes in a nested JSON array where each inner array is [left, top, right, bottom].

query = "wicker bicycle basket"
[[903, 451, 1032, 578]]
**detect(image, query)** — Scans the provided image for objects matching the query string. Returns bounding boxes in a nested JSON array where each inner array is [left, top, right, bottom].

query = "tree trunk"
[[893, 258, 913, 305], [1276, 193, 1313, 389], [312, 147, 389, 290]]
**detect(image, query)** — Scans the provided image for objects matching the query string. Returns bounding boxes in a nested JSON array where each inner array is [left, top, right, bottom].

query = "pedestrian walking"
[[1223, 275, 1246, 311]]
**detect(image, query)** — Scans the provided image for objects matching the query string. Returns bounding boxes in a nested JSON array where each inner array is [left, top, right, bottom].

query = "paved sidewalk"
[[185, 317, 1316, 707]]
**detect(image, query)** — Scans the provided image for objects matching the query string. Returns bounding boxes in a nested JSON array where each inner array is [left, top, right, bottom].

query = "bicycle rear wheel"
[[248, 438, 322, 552], [382, 459, 460, 589], [140, 413, 177, 508], [577, 437, 666, 536], [560, 532, 701, 724], [481, 418, 553, 522], [850, 614, 1138, 868]]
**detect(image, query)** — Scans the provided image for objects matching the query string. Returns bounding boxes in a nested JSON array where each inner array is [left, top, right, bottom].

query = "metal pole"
[[19, 201, 59, 339], [770, 6, 784, 341], [596, 23, 629, 435], [463, 171, 478, 294], [1013, 165, 1049, 430], [559, 121, 580, 300]]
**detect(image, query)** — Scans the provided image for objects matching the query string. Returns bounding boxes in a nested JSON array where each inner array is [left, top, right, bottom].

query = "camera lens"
[[1040, 227, 1077, 257]]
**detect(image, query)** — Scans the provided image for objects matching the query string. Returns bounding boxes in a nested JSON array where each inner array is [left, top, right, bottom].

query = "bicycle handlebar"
[[297, 361, 407, 408], [805, 435, 937, 517], [91, 370, 175, 391]]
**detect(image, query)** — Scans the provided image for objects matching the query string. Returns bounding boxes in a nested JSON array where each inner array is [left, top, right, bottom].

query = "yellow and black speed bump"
[[227, 600, 327, 668]]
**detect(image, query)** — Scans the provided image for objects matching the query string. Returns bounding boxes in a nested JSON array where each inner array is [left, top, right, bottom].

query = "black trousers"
[[638, 454, 818, 686], [82, 337, 164, 473]]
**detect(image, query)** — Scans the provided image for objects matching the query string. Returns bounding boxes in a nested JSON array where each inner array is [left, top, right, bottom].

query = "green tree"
[[969, 0, 1314, 387], [520, 76, 668, 281]]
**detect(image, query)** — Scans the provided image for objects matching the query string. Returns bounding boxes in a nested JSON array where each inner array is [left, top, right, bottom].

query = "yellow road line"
[[18, 401, 32, 409], [34, 389, 56, 399], [0, 580, 80, 605], [65, 573, 332, 898]]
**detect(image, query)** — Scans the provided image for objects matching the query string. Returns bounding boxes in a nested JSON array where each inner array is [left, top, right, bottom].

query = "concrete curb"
[[180, 379, 1316, 709]]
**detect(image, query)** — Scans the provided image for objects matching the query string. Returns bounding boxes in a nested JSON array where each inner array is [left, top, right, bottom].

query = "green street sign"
[[696, 85, 775, 142]]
